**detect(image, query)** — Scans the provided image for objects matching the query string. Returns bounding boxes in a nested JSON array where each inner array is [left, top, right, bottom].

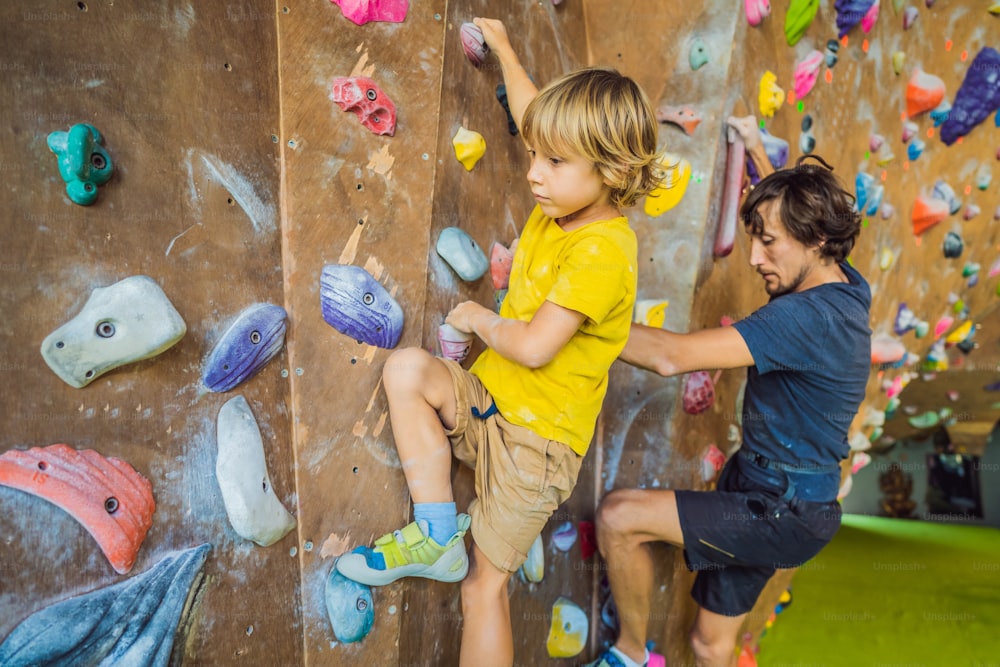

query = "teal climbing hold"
[[47, 123, 113, 205], [689, 38, 709, 70]]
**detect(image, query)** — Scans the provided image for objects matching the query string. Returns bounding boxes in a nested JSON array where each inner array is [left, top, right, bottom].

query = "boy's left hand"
[[446, 301, 490, 335]]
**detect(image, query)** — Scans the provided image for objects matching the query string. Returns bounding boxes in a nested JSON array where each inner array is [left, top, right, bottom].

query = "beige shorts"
[[440, 358, 583, 573]]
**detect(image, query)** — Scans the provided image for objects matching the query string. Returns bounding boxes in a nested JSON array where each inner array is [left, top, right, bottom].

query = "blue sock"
[[414, 501, 458, 544]]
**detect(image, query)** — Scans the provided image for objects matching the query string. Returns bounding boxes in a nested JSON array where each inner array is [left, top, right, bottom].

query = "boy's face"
[[748, 200, 823, 296], [525, 144, 614, 225]]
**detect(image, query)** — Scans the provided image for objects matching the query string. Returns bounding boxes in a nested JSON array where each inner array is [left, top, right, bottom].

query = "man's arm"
[[446, 299, 585, 369], [621, 323, 755, 377], [474, 18, 537, 133], [726, 115, 773, 179]]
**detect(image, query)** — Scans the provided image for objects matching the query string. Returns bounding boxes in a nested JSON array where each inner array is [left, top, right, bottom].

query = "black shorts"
[[675, 455, 842, 616]]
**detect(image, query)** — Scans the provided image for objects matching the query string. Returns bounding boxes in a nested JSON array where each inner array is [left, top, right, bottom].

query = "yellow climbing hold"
[[758, 71, 785, 118], [452, 126, 486, 171], [892, 51, 906, 75], [945, 320, 973, 345], [990, 3, 1000, 15], [644, 153, 691, 216], [879, 248, 894, 270], [546, 597, 588, 658], [635, 299, 669, 327]]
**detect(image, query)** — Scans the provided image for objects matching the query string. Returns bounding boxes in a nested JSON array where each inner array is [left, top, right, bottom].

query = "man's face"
[[747, 200, 822, 297]]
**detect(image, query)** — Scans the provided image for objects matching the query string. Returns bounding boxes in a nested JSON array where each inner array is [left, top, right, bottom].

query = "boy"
[[336, 18, 662, 666]]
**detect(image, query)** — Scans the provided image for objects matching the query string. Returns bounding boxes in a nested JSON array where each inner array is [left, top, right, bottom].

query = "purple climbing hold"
[[894, 303, 918, 336], [320, 264, 404, 349], [834, 0, 876, 37], [940, 48, 1000, 146], [203, 303, 288, 393]]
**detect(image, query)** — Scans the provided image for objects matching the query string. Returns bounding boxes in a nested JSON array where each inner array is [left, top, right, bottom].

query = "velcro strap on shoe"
[[399, 522, 427, 548]]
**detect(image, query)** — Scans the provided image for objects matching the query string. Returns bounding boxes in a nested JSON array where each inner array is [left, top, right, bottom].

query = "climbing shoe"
[[336, 513, 471, 586]]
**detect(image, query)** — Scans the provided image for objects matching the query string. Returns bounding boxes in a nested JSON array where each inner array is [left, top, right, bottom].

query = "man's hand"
[[726, 115, 761, 150]]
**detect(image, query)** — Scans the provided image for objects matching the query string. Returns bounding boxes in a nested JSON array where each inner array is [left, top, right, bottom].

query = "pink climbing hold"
[[655, 104, 702, 135], [490, 241, 515, 290], [331, 76, 397, 137], [460, 22, 489, 68], [714, 127, 746, 258], [861, 0, 880, 32], [330, 0, 408, 25], [683, 370, 719, 414], [744, 0, 771, 26], [906, 68, 946, 118], [934, 316, 954, 339], [702, 444, 727, 482], [963, 204, 981, 221], [911, 195, 949, 235], [793, 50, 824, 100], [869, 133, 885, 151], [903, 6, 918, 29], [901, 121, 919, 143]]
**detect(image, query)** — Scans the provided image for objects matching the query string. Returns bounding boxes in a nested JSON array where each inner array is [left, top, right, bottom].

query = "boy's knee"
[[382, 346, 431, 387]]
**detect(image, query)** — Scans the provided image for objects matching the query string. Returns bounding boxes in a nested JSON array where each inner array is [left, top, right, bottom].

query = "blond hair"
[[521, 67, 663, 208]]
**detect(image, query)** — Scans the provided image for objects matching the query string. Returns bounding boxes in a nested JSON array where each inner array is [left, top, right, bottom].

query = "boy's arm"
[[446, 300, 585, 369], [620, 323, 755, 376], [726, 115, 773, 179], [474, 18, 537, 133]]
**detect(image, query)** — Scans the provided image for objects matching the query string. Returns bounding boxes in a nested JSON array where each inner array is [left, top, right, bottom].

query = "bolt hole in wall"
[[77, 2, 86, 11]]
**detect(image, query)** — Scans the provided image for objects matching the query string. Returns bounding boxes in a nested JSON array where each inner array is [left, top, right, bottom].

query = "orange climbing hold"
[[911, 195, 949, 235], [905, 69, 946, 118], [0, 444, 155, 574]]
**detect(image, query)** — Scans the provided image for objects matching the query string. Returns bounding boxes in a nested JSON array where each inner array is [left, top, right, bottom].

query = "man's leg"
[[382, 347, 459, 502], [689, 607, 746, 667], [459, 543, 513, 667], [595, 489, 685, 664]]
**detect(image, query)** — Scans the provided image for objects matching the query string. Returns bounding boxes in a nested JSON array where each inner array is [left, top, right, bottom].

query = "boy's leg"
[[689, 607, 746, 667], [593, 489, 686, 665], [382, 347, 459, 502], [459, 543, 514, 667]]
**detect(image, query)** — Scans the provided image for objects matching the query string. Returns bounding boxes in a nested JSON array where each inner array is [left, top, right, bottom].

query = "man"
[[586, 118, 872, 667]]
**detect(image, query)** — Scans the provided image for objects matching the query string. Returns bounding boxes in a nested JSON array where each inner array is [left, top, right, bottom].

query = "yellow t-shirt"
[[470, 205, 637, 455]]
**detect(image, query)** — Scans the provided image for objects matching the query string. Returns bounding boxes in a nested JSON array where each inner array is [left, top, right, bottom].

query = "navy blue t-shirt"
[[732, 262, 871, 475]]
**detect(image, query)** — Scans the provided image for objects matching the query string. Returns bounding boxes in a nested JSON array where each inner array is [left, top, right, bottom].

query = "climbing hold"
[[914, 320, 930, 338], [902, 5, 918, 28], [546, 597, 588, 658], [494, 289, 507, 312], [40, 275, 186, 389], [0, 444, 154, 575], [701, 444, 727, 482], [879, 247, 894, 270], [689, 38, 709, 70], [683, 370, 718, 414], [758, 71, 784, 117], [869, 133, 884, 151], [656, 104, 702, 135], [785, 0, 820, 46], [460, 22, 489, 68], [744, 0, 771, 26], [942, 231, 963, 259], [963, 262, 981, 278], [894, 302, 918, 335], [495, 84, 518, 135], [216, 396, 296, 547], [907, 138, 925, 161], [46, 123, 113, 206], [601, 595, 619, 634], [552, 521, 578, 551], [519, 534, 544, 583], [799, 131, 816, 154], [945, 320, 974, 347], [871, 333, 907, 365], [990, 3, 1000, 14], [331, 76, 397, 136], [865, 186, 883, 216], [876, 146, 896, 166], [644, 153, 691, 217], [825, 39, 840, 67], [855, 172, 875, 212], [437, 323, 473, 362], [329, 0, 407, 25], [881, 202, 895, 219], [319, 264, 405, 348], [976, 164, 992, 190], [635, 299, 669, 327], [578, 521, 597, 560], [892, 51, 906, 75], [901, 121, 919, 143], [861, 0, 880, 31], [940, 48, 1000, 146], [714, 129, 745, 258], [437, 227, 489, 281], [203, 303, 287, 393], [490, 240, 515, 290], [801, 115, 813, 132], [929, 100, 951, 127], [452, 126, 486, 171], [0, 544, 210, 666], [884, 375, 905, 398], [324, 568, 374, 643], [906, 69, 946, 118], [910, 195, 949, 235], [760, 129, 790, 171], [835, 0, 876, 36], [907, 410, 940, 429], [933, 316, 954, 339], [932, 179, 961, 213], [963, 204, 980, 221], [793, 50, 824, 100]]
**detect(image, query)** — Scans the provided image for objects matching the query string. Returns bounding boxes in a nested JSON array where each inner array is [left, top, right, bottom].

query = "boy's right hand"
[[473, 18, 514, 59]]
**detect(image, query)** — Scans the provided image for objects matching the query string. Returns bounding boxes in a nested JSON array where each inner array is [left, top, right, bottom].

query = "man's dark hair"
[[740, 155, 862, 263]]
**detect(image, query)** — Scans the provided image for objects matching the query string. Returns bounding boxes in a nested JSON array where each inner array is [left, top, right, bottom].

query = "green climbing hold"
[[689, 38, 709, 70], [47, 123, 113, 206], [907, 411, 940, 429], [785, 0, 820, 46]]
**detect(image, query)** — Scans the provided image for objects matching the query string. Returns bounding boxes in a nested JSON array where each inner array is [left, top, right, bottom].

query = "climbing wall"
[[0, 1, 302, 664]]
